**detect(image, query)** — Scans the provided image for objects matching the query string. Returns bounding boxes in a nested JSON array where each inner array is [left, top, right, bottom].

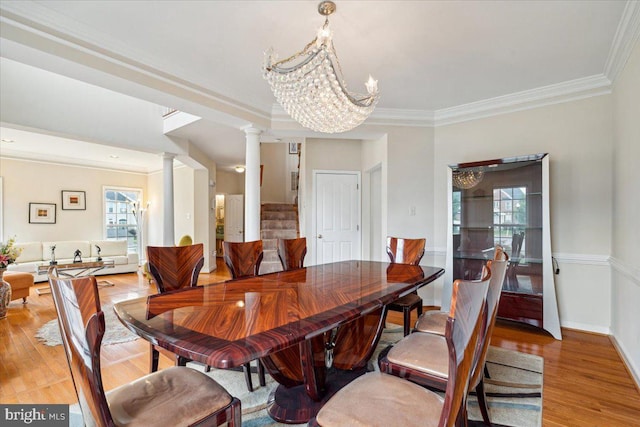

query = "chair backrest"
[[469, 247, 509, 389], [178, 234, 193, 246], [511, 232, 524, 260], [48, 272, 113, 426], [147, 243, 204, 293], [386, 237, 426, 265], [277, 237, 307, 271], [439, 274, 490, 427], [223, 240, 264, 279]]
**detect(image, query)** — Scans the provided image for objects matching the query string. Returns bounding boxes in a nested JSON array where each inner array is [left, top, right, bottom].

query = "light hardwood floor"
[[1, 263, 639, 426]]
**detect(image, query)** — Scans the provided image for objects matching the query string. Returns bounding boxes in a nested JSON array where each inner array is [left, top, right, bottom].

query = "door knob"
[[317, 234, 323, 239]]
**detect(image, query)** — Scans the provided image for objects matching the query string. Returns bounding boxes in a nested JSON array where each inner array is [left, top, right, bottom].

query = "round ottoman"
[[3, 271, 35, 303]]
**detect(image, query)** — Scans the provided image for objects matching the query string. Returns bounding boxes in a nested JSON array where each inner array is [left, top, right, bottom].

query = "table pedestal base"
[[268, 368, 367, 424]]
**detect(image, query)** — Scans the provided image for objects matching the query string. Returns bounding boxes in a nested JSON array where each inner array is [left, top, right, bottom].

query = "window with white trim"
[[103, 187, 142, 253]]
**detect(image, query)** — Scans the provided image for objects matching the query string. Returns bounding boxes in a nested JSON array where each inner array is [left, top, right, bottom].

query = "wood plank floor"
[[2, 262, 639, 425]]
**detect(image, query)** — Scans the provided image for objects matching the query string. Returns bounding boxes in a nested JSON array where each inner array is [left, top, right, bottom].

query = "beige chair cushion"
[[316, 372, 444, 427], [387, 332, 449, 379], [107, 366, 232, 427], [414, 310, 447, 335]]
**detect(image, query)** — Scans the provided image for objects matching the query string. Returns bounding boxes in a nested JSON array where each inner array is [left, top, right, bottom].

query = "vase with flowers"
[[1, 236, 22, 319]]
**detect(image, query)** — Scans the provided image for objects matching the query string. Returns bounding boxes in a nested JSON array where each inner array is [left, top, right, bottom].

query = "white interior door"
[[224, 194, 244, 242], [314, 172, 361, 264]]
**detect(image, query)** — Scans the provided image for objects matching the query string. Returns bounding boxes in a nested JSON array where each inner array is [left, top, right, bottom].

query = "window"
[[452, 190, 461, 235], [104, 187, 141, 253], [493, 186, 526, 252]]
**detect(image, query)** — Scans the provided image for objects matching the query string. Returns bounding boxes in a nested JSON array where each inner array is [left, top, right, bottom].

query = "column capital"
[[161, 152, 176, 160], [242, 125, 263, 136]]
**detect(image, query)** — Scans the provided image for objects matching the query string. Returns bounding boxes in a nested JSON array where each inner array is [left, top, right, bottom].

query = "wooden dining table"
[[114, 260, 444, 423]]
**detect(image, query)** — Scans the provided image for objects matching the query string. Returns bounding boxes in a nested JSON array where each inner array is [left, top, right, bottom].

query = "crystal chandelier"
[[452, 169, 485, 189], [263, 1, 379, 133]]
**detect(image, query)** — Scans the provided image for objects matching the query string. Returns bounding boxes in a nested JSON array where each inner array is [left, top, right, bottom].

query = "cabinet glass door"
[[447, 153, 561, 339]]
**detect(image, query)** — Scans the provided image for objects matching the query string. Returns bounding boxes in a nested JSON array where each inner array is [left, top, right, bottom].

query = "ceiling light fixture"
[[452, 169, 485, 189], [263, 1, 379, 133], [235, 166, 246, 173], [1, 139, 15, 143]]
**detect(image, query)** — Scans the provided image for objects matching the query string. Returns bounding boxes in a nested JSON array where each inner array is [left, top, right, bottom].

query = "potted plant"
[[1, 236, 22, 318]]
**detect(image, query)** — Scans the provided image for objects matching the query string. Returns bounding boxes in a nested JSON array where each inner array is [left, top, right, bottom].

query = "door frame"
[[311, 170, 362, 265]]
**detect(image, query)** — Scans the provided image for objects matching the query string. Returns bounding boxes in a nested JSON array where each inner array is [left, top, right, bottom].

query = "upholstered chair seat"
[[315, 372, 444, 427], [108, 366, 233, 427], [413, 310, 448, 335], [386, 332, 449, 379]]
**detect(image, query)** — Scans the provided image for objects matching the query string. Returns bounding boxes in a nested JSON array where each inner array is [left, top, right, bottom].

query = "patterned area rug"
[[35, 304, 138, 346], [232, 325, 543, 427]]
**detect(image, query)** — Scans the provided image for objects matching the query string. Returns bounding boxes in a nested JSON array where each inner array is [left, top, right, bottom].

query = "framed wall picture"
[[29, 203, 56, 224], [62, 190, 86, 210], [289, 142, 299, 154]]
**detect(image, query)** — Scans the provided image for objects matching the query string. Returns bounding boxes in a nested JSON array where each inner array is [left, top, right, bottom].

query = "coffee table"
[[35, 260, 115, 294]]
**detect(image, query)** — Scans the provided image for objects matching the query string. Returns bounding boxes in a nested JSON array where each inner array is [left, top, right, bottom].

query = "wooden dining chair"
[[277, 237, 307, 271], [223, 240, 264, 279], [47, 272, 241, 427], [146, 244, 205, 372], [415, 246, 508, 335], [222, 239, 267, 392], [310, 270, 489, 427], [386, 236, 427, 336], [379, 256, 508, 425]]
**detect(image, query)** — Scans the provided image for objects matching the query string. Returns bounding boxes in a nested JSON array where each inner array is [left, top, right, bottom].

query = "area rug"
[[67, 324, 542, 427], [221, 325, 543, 427], [35, 304, 139, 346]]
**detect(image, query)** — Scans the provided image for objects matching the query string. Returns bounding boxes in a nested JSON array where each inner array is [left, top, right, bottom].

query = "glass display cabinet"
[[444, 153, 561, 339]]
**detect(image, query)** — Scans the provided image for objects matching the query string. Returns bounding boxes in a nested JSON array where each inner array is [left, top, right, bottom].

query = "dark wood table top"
[[114, 260, 444, 369]]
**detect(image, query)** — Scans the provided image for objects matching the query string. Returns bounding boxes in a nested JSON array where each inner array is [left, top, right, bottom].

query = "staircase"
[[259, 203, 299, 275]]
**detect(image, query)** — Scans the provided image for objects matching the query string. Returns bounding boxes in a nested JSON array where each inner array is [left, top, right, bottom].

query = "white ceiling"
[[0, 0, 635, 172]]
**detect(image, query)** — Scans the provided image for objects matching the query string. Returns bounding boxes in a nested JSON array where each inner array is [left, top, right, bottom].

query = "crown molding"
[[0, 4, 271, 126], [433, 75, 612, 126], [1, 1, 635, 132], [604, 0, 640, 84]]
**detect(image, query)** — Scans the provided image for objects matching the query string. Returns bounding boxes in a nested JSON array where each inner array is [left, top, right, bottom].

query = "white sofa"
[[8, 240, 139, 283]]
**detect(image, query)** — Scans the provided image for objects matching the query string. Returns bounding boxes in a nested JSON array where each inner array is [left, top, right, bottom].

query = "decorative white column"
[[244, 126, 262, 242], [162, 152, 176, 246]]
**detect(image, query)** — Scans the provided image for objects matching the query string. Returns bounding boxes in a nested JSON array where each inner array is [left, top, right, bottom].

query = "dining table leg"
[[265, 308, 386, 423]]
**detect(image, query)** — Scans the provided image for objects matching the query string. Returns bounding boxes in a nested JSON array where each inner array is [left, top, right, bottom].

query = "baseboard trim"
[[560, 320, 610, 335], [610, 335, 640, 393]]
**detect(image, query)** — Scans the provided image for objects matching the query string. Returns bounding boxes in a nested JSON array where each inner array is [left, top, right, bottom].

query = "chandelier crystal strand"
[[263, 1, 379, 133]]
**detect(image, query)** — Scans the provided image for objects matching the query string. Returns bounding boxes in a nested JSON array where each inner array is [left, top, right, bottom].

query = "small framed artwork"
[[61, 190, 86, 210], [29, 203, 56, 224], [289, 142, 299, 154]]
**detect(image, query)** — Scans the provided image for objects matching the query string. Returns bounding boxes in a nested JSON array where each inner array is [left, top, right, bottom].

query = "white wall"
[[216, 170, 244, 194], [611, 40, 640, 383], [303, 138, 362, 264], [361, 135, 388, 262], [434, 95, 614, 333], [173, 165, 195, 244], [0, 157, 147, 243], [260, 143, 288, 203]]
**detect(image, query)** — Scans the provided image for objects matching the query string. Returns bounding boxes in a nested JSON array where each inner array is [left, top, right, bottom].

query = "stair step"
[[262, 238, 277, 250], [263, 249, 280, 263], [262, 203, 297, 212], [261, 220, 297, 230], [262, 211, 297, 221], [259, 260, 283, 275], [261, 229, 298, 240]]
